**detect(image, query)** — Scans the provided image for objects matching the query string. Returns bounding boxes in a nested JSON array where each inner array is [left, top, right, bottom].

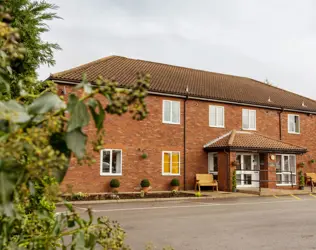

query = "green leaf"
[[0, 100, 31, 123], [67, 97, 90, 132], [65, 129, 87, 159], [28, 92, 65, 114], [72, 230, 85, 250], [88, 99, 105, 132], [0, 168, 16, 205]]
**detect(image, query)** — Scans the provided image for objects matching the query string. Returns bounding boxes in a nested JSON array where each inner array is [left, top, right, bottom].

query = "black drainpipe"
[[183, 94, 188, 190], [224, 149, 230, 191], [279, 109, 284, 140]]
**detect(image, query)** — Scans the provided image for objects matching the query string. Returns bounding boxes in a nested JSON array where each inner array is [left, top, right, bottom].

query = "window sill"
[[163, 121, 180, 125], [288, 131, 300, 135], [162, 173, 181, 176], [100, 173, 122, 176], [242, 128, 256, 131], [276, 184, 296, 186], [209, 125, 225, 128]]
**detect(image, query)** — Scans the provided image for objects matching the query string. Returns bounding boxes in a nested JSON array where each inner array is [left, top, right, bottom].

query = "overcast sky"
[[39, 0, 316, 99]]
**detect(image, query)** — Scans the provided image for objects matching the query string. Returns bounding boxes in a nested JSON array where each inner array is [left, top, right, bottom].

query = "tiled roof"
[[50, 56, 316, 112], [204, 130, 307, 153]]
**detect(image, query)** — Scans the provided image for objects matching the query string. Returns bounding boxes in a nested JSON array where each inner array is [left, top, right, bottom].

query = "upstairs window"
[[163, 100, 180, 124], [288, 114, 300, 134], [242, 109, 256, 130], [209, 105, 225, 128], [100, 149, 122, 175]]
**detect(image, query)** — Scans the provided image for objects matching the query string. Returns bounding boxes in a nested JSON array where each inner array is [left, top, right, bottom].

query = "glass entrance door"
[[236, 154, 259, 188]]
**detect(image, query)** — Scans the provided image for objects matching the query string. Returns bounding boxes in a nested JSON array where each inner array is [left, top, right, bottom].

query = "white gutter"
[[52, 79, 316, 115]]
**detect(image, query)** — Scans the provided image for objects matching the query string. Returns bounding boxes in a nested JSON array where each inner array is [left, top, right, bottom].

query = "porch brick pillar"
[[230, 152, 237, 192], [264, 153, 277, 189]]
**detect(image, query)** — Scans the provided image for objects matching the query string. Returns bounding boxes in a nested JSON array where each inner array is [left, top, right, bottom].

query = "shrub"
[[141, 153, 148, 159], [110, 179, 120, 188], [170, 178, 180, 186], [195, 191, 202, 197], [299, 171, 305, 187], [140, 179, 150, 187], [232, 170, 237, 191]]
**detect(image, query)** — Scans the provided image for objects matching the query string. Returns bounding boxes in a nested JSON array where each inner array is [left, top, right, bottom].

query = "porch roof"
[[203, 130, 307, 154]]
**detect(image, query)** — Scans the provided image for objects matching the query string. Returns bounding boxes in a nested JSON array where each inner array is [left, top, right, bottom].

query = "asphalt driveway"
[[57, 195, 316, 250]]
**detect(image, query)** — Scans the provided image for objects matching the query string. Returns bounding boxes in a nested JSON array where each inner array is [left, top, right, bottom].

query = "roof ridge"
[[253, 131, 306, 149], [51, 55, 118, 78]]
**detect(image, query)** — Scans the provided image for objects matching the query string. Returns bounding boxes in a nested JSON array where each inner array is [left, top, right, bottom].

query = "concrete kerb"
[[56, 193, 258, 206]]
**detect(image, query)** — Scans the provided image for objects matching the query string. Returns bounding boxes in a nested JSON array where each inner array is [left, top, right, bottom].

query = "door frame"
[[236, 153, 260, 188]]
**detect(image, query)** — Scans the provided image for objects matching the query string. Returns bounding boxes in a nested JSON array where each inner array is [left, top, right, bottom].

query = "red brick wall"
[[58, 84, 316, 192]]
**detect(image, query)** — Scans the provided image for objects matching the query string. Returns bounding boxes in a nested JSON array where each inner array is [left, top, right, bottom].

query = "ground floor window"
[[100, 149, 122, 175], [162, 151, 180, 175], [208, 153, 218, 180], [276, 154, 296, 186]]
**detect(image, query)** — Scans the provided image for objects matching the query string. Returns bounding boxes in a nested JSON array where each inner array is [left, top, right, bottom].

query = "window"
[[209, 106, 224, 128], [276, 154, 296, 186], [288, 114, 300, 134], [163, 100, 180, 124], [162, 151, 180, 175], [100, 149, 122, 175], [208, 153, 218, 180], [242, 109, 256, 130]]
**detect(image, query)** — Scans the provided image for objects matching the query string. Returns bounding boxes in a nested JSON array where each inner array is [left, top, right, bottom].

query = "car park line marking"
[[309, 193, 316, 198], [273, 195, 279, 198], [64, 199, 309, 214], [290, 194, 301, 200]]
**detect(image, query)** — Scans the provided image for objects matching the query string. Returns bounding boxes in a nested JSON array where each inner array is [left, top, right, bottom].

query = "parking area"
[[57, 195, 316, 249]]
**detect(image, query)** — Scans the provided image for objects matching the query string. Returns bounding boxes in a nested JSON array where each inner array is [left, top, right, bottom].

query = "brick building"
[[49, 56, 316, 192]]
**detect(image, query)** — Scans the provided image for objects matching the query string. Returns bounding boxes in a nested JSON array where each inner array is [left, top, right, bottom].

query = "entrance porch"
[[204, 130, 307, 192]]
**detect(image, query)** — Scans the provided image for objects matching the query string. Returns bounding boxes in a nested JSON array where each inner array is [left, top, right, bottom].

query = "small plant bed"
[[62, 191, 200, 201]]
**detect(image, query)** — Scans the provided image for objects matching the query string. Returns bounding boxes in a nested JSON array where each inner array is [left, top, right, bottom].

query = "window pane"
[[249, 110, 256, 129], [242, 109, 249, 129], [253, 155, 259, 171], [213, 154, 218, 172], [171, 101, 180, 123], [163, 101, 171, 122], [217, 107, 224, 127], [102, 150, 110, 173], [292, 174, 296, 185], [244, 174, 252, 185], [276, 155, 281, 172], [289, 115, 295, 132], [294, 116, 299, 132], [236, 155, 241, 170], [277, 174, 282, 184], [112, 150, 122, 174], [171, 152, 180, 174], [236, 174, 241, 186], [284, 155, 289, 171], [289, 155, 296, 173], [209, 106, 216, 126], [244, 155, 251, 170], [163, 153, 170, 173], [283, 174, 290, 184]]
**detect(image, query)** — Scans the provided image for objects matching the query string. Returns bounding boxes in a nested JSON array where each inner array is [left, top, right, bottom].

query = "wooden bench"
[[195, 174, 218, 192], [305, 173, 316, 186]]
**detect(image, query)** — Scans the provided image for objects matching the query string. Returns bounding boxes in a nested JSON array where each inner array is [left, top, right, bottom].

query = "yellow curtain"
[[164, 153, 170, 173], [171, 153, 179, 174]]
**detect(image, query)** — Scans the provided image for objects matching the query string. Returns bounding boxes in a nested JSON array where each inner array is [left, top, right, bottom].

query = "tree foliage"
[[0, 6, 150, 249], [1, 0, 61, 100]]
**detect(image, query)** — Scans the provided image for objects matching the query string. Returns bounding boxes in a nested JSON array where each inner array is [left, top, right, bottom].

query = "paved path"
[[57, 195, 316, 250]]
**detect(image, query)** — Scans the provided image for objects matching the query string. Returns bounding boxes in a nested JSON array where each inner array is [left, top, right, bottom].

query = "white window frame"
[[276, 154, 296, 186], [100, 149, 122, 176], [162, 151, 181, 176], [209, 105, 225, 128], [288, 114, 300, 134], [242, 109, 256, 130], [208, 153, 218, 178], [162, 100, 180, 124]]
